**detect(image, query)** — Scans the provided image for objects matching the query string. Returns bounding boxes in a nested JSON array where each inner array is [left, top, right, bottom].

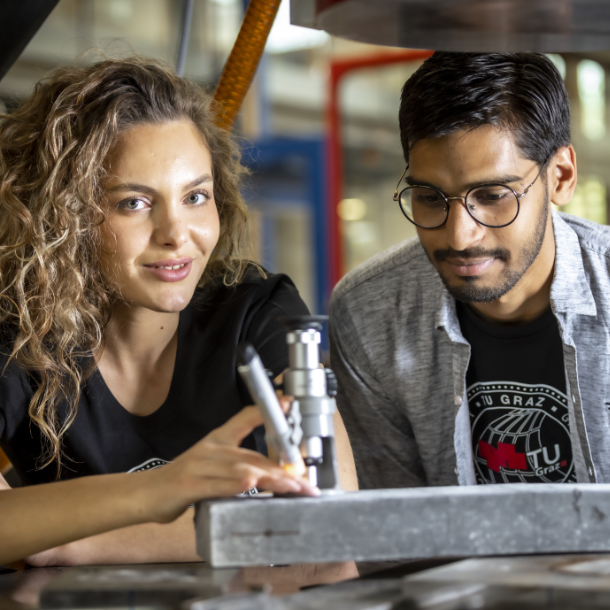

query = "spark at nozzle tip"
[[282, 460, 306, 479]]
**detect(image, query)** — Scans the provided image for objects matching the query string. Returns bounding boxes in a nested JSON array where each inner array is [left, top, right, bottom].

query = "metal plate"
[[316, 0, 610, 53], [196, 484, 610, 567]]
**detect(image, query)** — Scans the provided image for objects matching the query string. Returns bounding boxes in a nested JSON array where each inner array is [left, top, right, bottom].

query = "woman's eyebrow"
[[106, 174, 213, 194], [106, 182, 156, 194], [184, 174, 213, 190]]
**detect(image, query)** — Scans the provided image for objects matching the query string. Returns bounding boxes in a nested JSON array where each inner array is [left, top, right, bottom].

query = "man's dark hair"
[[399, 52, 570, 167]]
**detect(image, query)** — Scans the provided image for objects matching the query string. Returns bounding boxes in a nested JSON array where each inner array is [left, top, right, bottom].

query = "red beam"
[[326, 49, 434, 292]]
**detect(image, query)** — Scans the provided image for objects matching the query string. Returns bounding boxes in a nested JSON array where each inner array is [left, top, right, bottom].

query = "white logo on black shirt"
[[468, 382, 576, 484], [127, 458, 170, 473]]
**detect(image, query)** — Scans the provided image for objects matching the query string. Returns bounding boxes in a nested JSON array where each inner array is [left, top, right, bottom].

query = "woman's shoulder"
[[184, 266, 309, 340], [192, 265, 305, 310]]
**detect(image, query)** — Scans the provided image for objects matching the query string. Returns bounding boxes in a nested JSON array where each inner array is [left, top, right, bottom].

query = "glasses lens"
[[466, 185, 519, 227], [400, 186, 447, 228]]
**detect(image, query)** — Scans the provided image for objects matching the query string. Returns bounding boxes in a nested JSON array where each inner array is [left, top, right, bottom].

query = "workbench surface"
[[6, 554, 610, 608]]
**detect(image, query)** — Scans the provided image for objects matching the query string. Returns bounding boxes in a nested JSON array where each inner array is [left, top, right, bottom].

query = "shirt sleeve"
[[329, 289, 427, 490], [244, 274, 310, 378]]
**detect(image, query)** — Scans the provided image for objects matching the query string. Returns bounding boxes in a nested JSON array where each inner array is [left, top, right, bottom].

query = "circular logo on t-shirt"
[[127, 458, 170, 473], [468, 382, 576, 484]]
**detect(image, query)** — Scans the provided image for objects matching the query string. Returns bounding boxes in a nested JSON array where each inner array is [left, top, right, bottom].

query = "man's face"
[[408, 125, 550, 303]]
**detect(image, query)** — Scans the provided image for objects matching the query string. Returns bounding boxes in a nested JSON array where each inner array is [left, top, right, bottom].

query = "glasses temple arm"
[[520, 160, 549, 198], [393, 166, 409, 201]]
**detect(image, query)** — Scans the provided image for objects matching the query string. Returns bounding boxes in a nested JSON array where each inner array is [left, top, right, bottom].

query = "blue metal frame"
[[241, 137, 328, 316]]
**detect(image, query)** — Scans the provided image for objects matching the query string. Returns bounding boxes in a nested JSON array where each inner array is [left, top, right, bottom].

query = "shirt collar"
[[550, 211, 597, 317], [436, 286, 467, 343]]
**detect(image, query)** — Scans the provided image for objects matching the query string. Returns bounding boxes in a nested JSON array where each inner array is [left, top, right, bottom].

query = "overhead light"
[[338, 198, 367, 221]]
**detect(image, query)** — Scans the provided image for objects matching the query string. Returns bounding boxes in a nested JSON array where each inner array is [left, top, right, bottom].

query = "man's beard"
[[430, 191, 549, 303]]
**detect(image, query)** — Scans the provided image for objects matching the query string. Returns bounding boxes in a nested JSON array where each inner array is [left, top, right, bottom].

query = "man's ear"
[[548, 145, 577, 207]]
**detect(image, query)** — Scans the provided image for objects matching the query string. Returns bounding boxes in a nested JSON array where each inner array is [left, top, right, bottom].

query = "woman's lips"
[[446, 258, 495, 277], [143, 259, 193, 282]]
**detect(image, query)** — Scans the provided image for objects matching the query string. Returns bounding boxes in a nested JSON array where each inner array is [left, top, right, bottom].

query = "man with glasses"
[[329, 52, 609, 489]]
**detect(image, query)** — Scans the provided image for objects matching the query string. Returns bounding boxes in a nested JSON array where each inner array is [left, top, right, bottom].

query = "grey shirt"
[[329, 212, 610, 489]]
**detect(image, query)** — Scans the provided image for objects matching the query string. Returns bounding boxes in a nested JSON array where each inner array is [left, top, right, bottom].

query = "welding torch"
[[237, 343, 306, 479]]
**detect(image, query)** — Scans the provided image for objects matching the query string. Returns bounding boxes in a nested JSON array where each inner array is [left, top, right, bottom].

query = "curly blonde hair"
[[0, 56, 253, 473]]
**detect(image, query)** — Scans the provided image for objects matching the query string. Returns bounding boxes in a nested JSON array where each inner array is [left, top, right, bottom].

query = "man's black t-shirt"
[[456, 302, 576, 484], [0, 271, 309, 486]]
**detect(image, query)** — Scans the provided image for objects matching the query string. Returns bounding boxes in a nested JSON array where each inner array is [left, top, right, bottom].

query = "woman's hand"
[[141, 403, 320, 524], [0, 403, 318, 567]]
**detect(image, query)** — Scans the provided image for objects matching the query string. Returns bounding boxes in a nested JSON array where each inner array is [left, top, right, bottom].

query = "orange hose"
[[0, 448, 10, 472], [213, 0, 281, 130]]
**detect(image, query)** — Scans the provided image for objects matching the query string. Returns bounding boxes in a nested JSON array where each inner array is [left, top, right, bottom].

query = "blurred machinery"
[[293, 0, 610, 53], [0, 1, 60, 81], [325, 49, 431, 289]]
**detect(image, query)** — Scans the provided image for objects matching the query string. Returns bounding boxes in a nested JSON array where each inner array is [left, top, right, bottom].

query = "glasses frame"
[[392, 162, 546, 229]]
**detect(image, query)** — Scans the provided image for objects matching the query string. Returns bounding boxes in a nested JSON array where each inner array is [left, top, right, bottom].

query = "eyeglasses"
[[392, 162, 545, 229]]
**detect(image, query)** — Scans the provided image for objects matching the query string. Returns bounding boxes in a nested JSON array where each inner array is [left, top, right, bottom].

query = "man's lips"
[[445, 257, 496, 277]]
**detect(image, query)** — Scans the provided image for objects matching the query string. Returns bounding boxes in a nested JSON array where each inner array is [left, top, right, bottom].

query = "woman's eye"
[[185, 192, 209, 205], [117, 198, 148, 211]]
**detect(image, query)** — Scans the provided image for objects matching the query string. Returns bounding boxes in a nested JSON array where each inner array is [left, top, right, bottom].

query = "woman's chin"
[[118, 289, 196, 314], [149, 294, 194, 313]]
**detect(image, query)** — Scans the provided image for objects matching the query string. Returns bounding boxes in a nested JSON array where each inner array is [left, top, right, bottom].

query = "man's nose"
[[443, 196, 486, 251]]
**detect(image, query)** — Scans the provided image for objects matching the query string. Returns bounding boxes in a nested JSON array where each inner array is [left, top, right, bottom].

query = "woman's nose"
[[153, 205, 188, 248]]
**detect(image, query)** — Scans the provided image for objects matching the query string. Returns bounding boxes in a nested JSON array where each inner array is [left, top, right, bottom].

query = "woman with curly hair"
[[0, 57, 357, 566]]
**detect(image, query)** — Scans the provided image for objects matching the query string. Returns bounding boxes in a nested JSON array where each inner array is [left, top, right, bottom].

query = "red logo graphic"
[[478, 440, 527, 473]]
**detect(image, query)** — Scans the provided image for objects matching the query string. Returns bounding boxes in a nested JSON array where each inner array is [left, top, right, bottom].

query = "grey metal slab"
[[195, 484, 610, 567]]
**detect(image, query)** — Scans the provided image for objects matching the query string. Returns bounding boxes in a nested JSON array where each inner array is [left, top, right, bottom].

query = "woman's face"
[[101, 120, 220, 313]]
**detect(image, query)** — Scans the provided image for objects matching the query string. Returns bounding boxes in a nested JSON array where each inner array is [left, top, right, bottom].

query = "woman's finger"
[[278, 395, 292, 413], [175, 462, 305, 501], [181, 455, 289, 485], [258, 473, 320, 497], [205, 406, 264, 447], [191, 445, 293, 477]]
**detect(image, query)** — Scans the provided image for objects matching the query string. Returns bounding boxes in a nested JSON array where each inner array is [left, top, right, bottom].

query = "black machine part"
[[279, 315, 328, 332], [0, 1, 60, 83], [311, 0, 610, 53]]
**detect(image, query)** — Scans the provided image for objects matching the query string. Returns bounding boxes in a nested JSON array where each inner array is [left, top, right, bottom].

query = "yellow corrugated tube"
[[213, 0, 281, 130]]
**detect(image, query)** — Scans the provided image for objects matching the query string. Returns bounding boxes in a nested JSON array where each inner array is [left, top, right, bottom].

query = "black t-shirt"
[[456, 302, 576, 485], [0, 271, 309, 486]]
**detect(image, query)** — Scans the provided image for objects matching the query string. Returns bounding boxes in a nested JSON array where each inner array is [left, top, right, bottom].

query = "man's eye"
[[185, 191, 210, 205], [471, 187, 513, 205], [415, 194, 443, 205], [117, 198, 147, 211]]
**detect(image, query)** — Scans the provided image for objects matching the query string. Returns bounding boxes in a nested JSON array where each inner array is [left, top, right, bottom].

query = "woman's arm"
[[334, 409, 359, 491], [25, 408, 357, 567], [26, 509, 200, 566], [1, 406, 317, 566]]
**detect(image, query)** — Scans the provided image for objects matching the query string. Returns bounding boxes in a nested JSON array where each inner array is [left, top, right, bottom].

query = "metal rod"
[[176, 0, 194, 77]]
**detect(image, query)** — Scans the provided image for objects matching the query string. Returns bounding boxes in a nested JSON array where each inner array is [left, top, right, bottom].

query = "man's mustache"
[[433, 246, 511, 263]]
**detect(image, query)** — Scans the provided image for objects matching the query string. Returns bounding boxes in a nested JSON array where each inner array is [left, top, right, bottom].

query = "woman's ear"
[[548, 145, 577, 207]]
